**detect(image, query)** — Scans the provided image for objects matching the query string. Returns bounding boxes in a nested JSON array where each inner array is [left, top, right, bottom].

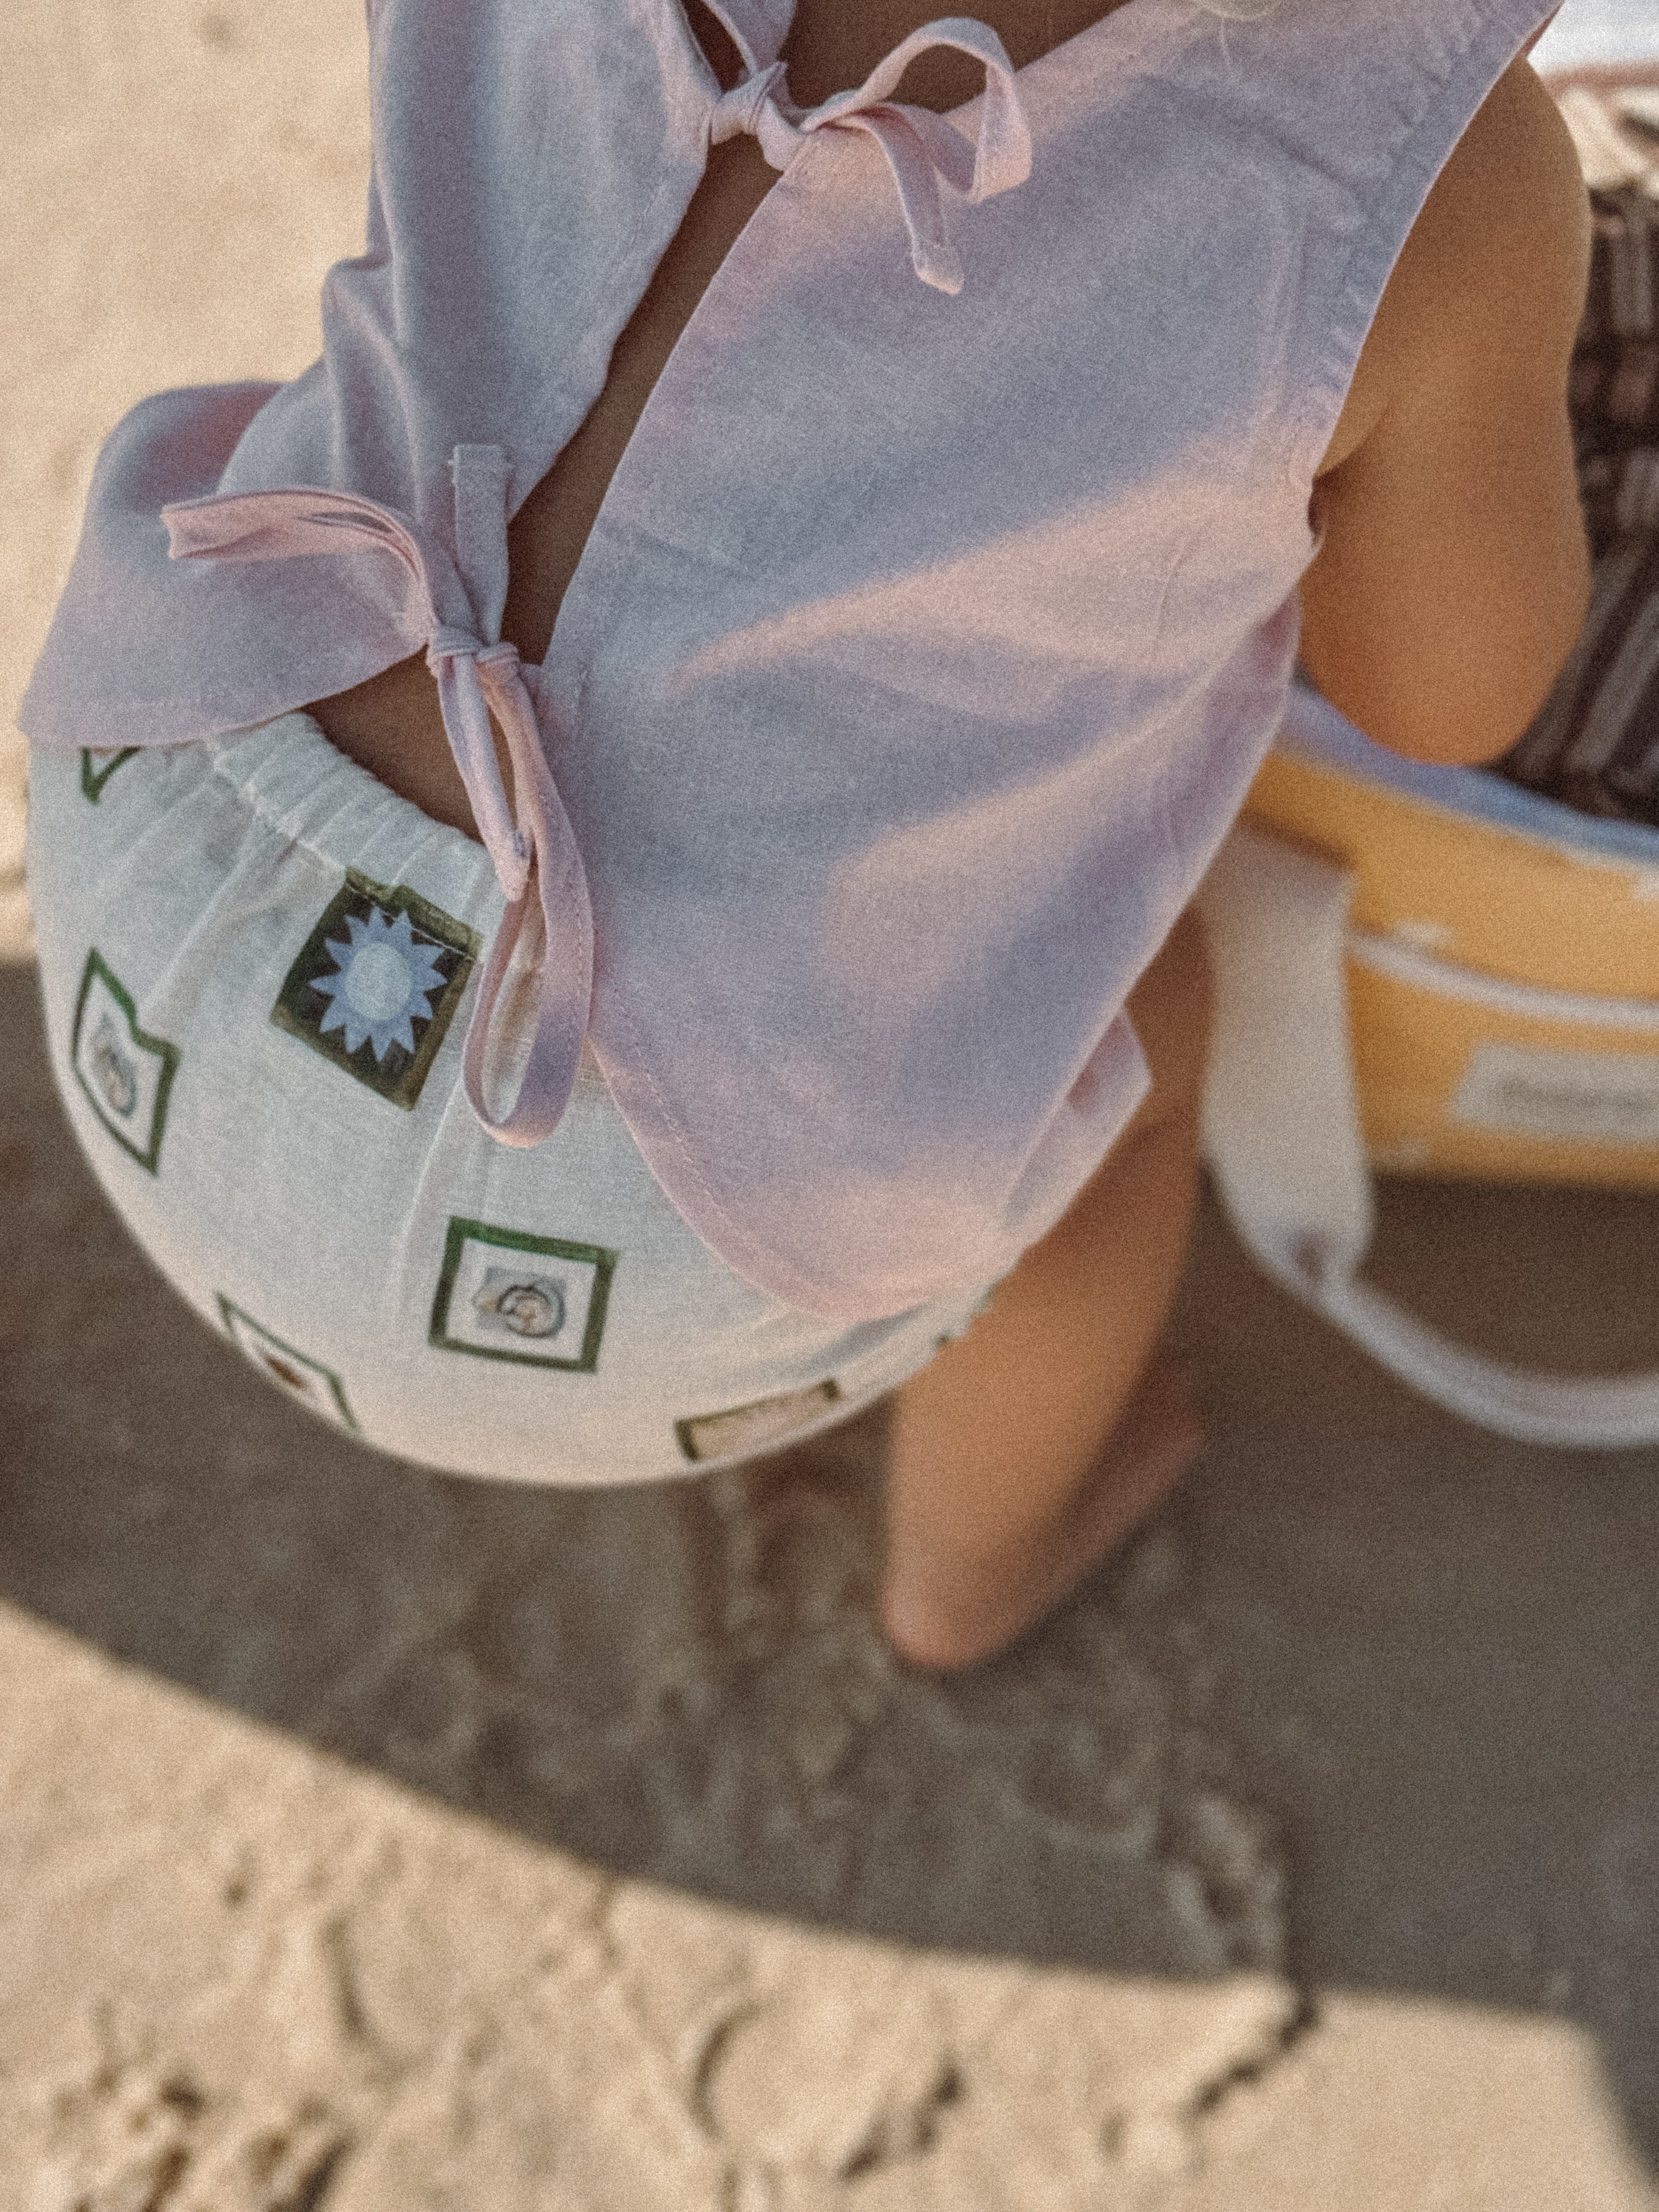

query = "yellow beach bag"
[[1197, 61, 1659, 1444], [1197, 682, 1659, 1448]]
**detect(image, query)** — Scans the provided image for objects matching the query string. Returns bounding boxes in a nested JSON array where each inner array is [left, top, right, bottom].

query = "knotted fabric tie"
[[162, 449, 594, 1149], [710, 16, 1032, 295], [420, 615, 594, 1152]]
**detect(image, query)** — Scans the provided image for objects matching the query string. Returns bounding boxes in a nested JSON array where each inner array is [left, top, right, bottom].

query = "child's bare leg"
[[879, 908, 1210, 1671]]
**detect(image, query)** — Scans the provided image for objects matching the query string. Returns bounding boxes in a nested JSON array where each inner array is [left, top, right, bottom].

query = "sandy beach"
[[5, 1, 1659, 2204]]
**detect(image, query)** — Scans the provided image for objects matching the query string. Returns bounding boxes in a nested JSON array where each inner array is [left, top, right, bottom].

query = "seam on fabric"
[[1280, 0, 1558, 488], [595, 983, 780, 1268], [594, 983, 942, 1321]]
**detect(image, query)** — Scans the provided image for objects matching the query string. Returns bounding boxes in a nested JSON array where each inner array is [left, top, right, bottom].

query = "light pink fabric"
[[161, 450, 597, 1144], [153, 17, 1026, 1144], [23, 0, 1556, 1316], [709, 19, 1031, 294]]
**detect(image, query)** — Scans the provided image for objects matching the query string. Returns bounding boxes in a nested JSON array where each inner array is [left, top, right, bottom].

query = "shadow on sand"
[[5, 957, 1659, 2166]]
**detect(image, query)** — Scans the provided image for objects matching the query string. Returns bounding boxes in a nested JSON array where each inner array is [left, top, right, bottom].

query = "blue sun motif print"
[[311, 906, 448, 1063], [270, 871, 481, 1109]]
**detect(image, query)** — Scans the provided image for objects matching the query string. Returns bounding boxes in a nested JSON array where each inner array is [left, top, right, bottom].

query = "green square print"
[[71, 949, 180, 1174], [675, 1380, 843, 1464], [429, 1218, 617, 1373], [217, 1297, 358, 1431], [270, 871, 481, 1110], [80, 748, 140, 802]]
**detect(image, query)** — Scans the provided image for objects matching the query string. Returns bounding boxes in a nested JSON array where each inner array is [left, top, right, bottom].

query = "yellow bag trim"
[[1246, 748, 1659, 1000], [1348, 929, 1659, 1032]]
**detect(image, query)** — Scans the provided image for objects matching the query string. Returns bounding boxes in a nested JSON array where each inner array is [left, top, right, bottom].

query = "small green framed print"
[[217, 1297, 358, 1431], [80, 748, 140, 802], [70, 950, 180, 1174], [270, 870, 481, 1110], [429, 1218, 617, 1373], [675, 1379, 843, 1464]]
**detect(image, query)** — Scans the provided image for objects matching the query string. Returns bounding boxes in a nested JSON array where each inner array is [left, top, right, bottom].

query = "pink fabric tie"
[[162, 449, 594, 1149], [153, 25, 1033, 1147], [709, 16, 1032, 294]]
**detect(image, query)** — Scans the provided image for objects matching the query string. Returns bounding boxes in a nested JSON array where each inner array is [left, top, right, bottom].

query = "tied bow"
[[162, 448, 594, 1149], [709, 15, 1032, 295]]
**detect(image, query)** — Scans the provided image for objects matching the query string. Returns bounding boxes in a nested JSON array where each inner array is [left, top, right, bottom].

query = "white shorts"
[[25, 716, 998, 1484]]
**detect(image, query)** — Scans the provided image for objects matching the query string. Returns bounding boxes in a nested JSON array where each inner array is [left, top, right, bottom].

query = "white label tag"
[[1449, 1042, 1659, 1146]]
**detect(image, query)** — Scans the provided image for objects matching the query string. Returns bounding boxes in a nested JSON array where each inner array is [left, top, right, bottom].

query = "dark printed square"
[[675, 1380, 843, 1464], [270, 871, 481, 1110], [80, 748, 140, 802], [429, 1218, 617, 1373], [71, 950, 180, 1173], [217, 1297, 358, 1431]]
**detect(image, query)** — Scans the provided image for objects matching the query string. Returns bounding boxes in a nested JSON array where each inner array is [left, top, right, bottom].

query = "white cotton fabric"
[[23, 0, 1558, 1323], [27, 724, 993, 1483]]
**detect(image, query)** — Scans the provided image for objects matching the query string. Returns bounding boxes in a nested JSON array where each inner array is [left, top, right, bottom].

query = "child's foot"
[[878, 1359, 1204, 1673]]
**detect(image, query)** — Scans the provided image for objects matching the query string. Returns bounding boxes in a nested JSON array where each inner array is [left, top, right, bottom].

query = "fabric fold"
[[709, 15, 1032, 293], [161, 446, 595, 1148]]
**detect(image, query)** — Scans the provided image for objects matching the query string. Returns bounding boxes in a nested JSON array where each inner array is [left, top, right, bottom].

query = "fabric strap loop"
[[452, 631, 595, 1150], [426, 626, 529, 899], [163, 449, 594, 1149]]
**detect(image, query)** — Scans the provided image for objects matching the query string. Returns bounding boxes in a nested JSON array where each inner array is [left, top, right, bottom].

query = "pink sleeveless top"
[[22, 0, 1554, 1318]]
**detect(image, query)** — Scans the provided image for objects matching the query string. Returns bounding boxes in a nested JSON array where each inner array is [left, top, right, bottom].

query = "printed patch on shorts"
[[270, 871, 481, 1110], [70, 950, 180, 1173], [217, 1296, 358, 1431], [675, 1380, 843, 1465], [428, 1217, 617, 1373], [80, 748, 140, 802]]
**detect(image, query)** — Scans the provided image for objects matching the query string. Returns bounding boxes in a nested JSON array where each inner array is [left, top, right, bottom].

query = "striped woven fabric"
[[1500, 529, 1659, 822], [1499, 78, 1659, 821], [1573, 174, 1659, 548]]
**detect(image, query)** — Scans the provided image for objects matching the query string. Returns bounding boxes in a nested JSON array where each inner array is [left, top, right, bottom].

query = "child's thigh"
[[1122, 903, 1212, 1132]]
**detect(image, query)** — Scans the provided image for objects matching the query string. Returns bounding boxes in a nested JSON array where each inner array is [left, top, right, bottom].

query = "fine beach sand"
[[4, 2, 1659, 2204]]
